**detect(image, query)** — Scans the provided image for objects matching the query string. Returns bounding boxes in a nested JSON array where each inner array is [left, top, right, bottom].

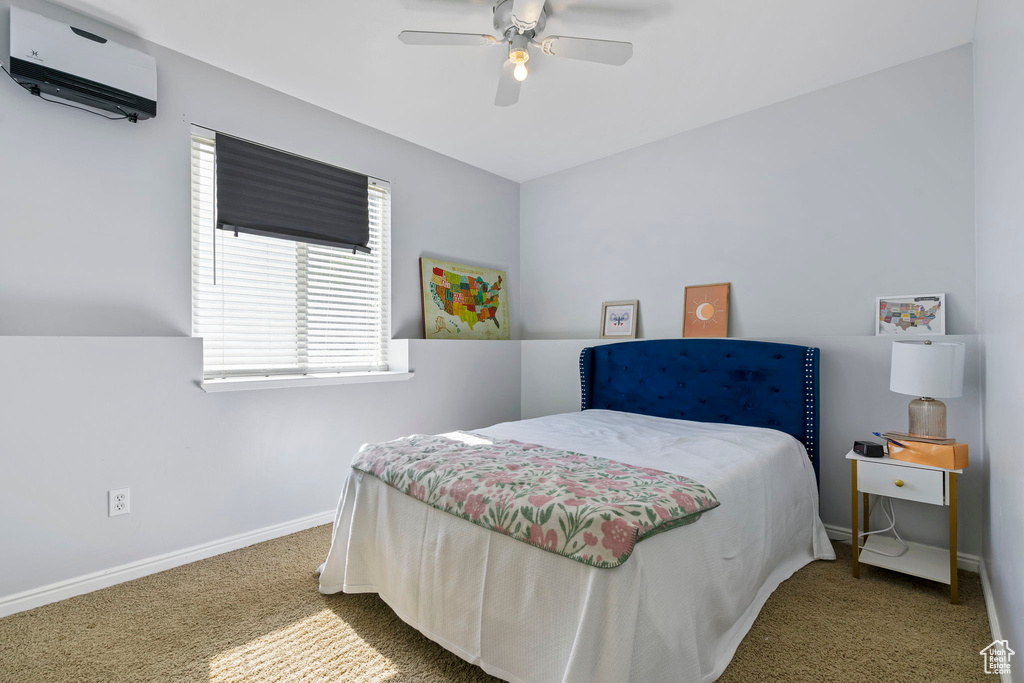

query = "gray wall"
[[0, 0, 520, 339], [520, 46, 975, 340], [975, 0, 1024, 657], [0, 0, 522, 600], [516, 48, 985, 567]]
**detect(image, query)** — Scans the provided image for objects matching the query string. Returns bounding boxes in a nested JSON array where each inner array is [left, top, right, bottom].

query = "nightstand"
[[847, 450, 962, 604]]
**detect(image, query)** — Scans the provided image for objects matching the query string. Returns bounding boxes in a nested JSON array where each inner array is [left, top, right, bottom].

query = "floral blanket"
[[351, 433, 720, 568]]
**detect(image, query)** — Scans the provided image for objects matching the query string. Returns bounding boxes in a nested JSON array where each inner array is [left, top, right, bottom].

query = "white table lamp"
[[890, 340, 965, 438]]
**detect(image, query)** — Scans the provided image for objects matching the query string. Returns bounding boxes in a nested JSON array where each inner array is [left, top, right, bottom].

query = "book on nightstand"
[[887, 440, 968, 470], [881, 431, 956, 445]]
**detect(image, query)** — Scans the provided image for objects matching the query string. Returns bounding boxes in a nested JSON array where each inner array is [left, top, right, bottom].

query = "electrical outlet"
[[108, 488, 130, 517]]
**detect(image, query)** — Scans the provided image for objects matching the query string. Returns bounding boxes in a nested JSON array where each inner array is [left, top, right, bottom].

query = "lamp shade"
[[890, 340, 965, 398]]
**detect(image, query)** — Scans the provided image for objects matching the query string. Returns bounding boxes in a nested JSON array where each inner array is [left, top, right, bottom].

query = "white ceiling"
[[52, 0, 978, 182]]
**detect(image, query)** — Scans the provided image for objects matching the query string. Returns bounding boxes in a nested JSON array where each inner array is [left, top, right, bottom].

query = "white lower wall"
[[0, 337, 521, 600], [521, 337, 983, 557], [0, 333, 987, 612]]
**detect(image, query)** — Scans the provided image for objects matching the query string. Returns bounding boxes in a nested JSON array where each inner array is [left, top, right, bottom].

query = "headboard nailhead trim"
[[579, 349, 588, 411], [804, 347, 816, 465]]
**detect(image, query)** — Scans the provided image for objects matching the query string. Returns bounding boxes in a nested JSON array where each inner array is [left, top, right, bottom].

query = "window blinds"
[[191, 131, 390, 379], [215, 133, 372, 253]]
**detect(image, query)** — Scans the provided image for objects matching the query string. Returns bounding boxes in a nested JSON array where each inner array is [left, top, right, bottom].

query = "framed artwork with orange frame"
[[683, 283, 730, 337]]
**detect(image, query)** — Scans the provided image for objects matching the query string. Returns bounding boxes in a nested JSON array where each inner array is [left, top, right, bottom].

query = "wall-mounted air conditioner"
[[8, 7, 157, 121]]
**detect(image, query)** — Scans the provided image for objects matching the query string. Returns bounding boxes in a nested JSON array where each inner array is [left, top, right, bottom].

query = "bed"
[[318, 339, 834, 682]]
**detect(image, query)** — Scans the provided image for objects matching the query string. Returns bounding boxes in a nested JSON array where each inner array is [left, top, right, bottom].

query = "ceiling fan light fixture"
[[399, 0, 633, 107]]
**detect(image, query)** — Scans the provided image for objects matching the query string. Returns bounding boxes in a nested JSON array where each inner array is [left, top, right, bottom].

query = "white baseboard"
[[0, 510, 336, 619], [823, 523, 980, 573], [978, 558, 1013, 683]]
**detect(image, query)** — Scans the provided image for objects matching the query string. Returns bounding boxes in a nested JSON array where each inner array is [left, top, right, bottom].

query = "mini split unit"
[[8, 7, 157, 121]]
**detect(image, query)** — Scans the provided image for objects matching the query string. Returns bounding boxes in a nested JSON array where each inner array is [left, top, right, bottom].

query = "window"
[[190, 131, 391, 379]]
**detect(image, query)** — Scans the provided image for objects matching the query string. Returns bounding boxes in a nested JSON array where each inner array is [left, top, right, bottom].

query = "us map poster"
[[420, 258, 510, 340]]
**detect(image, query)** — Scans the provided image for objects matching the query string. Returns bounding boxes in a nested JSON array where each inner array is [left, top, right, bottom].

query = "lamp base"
[[908, 397, 946, 438]]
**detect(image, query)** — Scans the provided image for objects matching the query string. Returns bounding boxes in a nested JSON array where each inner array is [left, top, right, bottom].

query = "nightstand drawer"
[[857, 461, 944, 504]]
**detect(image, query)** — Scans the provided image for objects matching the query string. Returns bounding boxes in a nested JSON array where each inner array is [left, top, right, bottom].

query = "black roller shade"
[[215, 134, 371, 253]]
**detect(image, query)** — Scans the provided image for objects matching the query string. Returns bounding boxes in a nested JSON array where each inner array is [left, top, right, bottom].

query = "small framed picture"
[[683, 283, 730, 338], [876, 293, 945, 336], [600, 300, 638, 339]]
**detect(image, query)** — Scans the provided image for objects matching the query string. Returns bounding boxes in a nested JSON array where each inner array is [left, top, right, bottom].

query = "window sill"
[[199, 371, 414, 393]]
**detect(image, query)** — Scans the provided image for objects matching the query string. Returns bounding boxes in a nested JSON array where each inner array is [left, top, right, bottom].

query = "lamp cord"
[[858, 495, 909, 558]]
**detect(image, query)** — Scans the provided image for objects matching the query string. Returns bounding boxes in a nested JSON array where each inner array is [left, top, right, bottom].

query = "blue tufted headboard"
[[579, 339, 820, 483]]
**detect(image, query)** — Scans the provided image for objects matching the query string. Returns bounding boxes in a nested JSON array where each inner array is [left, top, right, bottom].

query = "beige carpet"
[[0, 525, 991, 682]]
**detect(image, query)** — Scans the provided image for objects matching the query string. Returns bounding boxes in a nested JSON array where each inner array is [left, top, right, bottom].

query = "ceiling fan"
[[399, 0, 633, 106]]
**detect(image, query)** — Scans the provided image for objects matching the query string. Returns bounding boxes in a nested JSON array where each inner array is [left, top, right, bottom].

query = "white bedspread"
[[318, 410, 834, 682]]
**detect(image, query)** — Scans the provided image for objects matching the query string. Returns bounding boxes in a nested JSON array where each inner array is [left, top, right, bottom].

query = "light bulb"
[[513, 61, 528, 82]]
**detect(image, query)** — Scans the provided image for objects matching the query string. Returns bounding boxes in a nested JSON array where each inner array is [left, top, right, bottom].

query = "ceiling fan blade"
[[538, 35, 633, 65], [495, 61, 521, 107], [510, 0, 547, 29], [398, 31, 498, 46]]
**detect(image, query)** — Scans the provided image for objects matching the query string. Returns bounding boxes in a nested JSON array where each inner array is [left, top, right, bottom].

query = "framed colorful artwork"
[[683, 283, 730, 337], [600, 300, 638, 339], [876, 293, 945, 336], [420, 258, 510, 340]]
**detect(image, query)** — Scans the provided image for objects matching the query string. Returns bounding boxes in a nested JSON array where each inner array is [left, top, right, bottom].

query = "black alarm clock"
[[853, 440, 884, 458]]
